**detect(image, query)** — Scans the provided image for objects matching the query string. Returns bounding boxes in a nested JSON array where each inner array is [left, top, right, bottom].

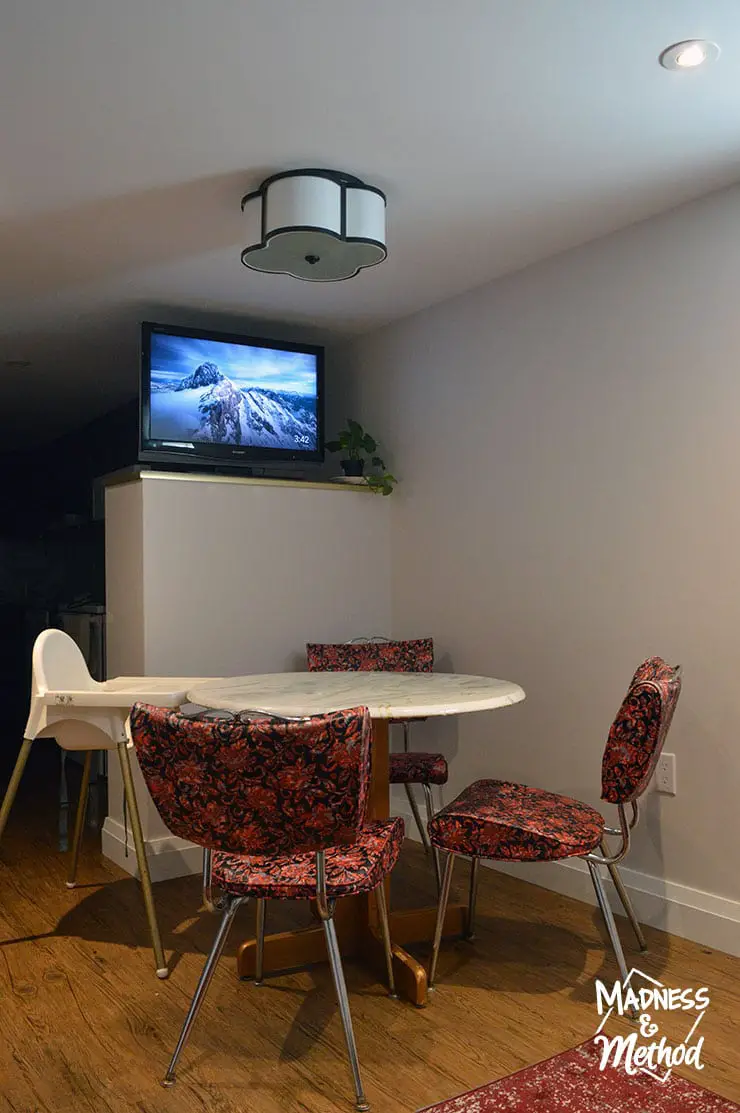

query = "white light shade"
[[241, 169, 387, 282]]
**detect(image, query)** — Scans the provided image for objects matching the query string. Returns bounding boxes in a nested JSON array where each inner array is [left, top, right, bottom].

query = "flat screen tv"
[[139, 321, 324, 469]]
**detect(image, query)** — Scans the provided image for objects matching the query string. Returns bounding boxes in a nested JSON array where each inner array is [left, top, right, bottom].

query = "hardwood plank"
[[1, 780, 739, 1111]]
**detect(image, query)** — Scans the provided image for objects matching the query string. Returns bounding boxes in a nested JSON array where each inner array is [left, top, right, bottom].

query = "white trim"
[[104, 796, 740, 957], [101, 817, 202, 882], [393, 801, 740, 959], [103, 467, 372, 494]]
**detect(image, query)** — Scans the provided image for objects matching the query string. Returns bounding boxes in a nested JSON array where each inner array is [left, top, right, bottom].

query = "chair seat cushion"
[[428, 780, 604, 861], [389, 751, 448, 785], [212, 818, 404, 900]]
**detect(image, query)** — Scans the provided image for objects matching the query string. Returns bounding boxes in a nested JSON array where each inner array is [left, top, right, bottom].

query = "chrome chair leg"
[[117, 742, 168, 979], [587, 859, 630, 988], [600, 839, 646, 951], [255, 898, 266, 984], [428, 851, 455, 989], [0, 738, 33, 843], [465, 857, 479, 941], [66, 751, 93, 888], [322, 914, 369, 1112], [422, 782, 442, 893], [403, 782, 431, 854], [162, 896, 245, 1086], [374, 882, 397, 998]]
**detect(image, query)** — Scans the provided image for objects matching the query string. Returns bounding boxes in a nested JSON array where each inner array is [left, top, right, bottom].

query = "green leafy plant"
[[325, 418, 376, 461], [326, 418, 397, 496]]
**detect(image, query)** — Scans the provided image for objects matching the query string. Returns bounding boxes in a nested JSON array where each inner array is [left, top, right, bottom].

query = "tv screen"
[[139, 322, 324, 468]]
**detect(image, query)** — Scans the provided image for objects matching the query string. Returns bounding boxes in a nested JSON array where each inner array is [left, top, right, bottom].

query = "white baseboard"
[[393, 800, 740, 959], [102, 817, 202, 882], [102, 797, 740, 958]]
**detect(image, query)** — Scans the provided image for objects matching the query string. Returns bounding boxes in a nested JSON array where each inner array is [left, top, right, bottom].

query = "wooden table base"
[[236, 899, 468, 1008], [233, 719, 463, 1008]]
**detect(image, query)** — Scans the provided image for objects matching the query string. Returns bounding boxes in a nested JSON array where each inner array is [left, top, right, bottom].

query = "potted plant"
[[326, 419, 397, 495]]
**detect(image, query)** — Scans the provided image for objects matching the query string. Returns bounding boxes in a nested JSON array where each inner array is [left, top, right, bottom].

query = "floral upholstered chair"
[[427, 657, 682, 992], [129, 702, 403, 1112], [306, 636, 446, 888]]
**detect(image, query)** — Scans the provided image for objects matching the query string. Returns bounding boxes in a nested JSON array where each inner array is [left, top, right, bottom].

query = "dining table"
[[187, 671, 526, 1006]]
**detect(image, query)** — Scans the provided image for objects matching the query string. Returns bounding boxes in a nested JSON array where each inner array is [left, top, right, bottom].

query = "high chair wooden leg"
[[0, 739, 34, 843], [117, 743, 168, 978], [66, 751, 93, 888]]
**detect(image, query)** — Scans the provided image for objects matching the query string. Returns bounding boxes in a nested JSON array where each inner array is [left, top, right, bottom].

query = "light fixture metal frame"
[[240, 168, 387, 282]]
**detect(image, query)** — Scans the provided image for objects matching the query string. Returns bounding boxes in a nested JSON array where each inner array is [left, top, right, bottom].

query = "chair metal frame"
[[429, 798, 643, 990], [429, 659, 682, 992], [149, 707, 397, 1112]]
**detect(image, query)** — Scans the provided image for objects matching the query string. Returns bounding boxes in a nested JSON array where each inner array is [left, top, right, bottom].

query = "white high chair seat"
[[27, 629, 207, 744], [1, 629, 218, 979]]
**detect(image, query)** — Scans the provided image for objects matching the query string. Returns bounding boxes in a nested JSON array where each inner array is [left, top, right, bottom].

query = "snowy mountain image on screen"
[[149, 337, 318, 452]]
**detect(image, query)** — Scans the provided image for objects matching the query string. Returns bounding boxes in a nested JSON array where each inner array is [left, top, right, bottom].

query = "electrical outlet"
[[655, 753, 677, 795]]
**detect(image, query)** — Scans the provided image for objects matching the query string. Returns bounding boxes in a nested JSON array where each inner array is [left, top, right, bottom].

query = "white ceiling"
[[3, 0, 740, 443]]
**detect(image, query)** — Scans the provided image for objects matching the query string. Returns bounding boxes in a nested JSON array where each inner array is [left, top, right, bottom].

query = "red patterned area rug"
[[418, 1039, 739, 1112]]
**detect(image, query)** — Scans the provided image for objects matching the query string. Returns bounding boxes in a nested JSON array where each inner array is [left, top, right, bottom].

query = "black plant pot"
[[340, 458, 365, 477]]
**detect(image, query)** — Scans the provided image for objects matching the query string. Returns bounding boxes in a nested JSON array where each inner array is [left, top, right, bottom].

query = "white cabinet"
[[102, 470, 391, 878]]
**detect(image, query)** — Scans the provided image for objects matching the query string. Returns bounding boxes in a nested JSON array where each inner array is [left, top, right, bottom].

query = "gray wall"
[[347, 183, 740, 910]]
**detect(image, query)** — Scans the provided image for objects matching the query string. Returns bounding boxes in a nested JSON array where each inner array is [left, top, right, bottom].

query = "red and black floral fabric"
[[307, 637, 447, 788], [429, 657, 682, 864], [389, 751, 448, 786], [629, 655, 669, 686], [428, 779, 605, 861], [129, 702, 372, 855], [306, 637, 434, 673], [601, 657, 682, 804], [212, 817, 404, 900]]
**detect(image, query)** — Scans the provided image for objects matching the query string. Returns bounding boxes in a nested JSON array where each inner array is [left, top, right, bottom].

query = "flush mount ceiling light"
[[659, 39, 720, 70], [241, 169, 387, 282]]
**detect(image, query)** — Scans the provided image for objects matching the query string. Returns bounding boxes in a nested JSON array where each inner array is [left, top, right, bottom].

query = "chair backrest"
[[129, 703, 372, 855], [601, 656, 682, 805], [32, 628, 99, 695], [306, 636, 434, 673]]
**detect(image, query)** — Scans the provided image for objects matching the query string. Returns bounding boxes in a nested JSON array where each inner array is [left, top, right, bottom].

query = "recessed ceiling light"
[[659, 40, 720, 70]]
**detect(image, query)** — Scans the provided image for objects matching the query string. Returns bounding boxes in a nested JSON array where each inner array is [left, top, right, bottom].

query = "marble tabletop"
[[187, 672, 526, 720]]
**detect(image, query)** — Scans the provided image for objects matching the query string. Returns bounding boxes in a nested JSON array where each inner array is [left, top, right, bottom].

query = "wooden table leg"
[[387, 903, 467, 947], [237, 902, 465, 1002], [364, 927, 428, 1006], [237, 893, 365, 979], [238, 923, 332, 979], [359, 902, 468, 1008], [369, 718, 390, 818]]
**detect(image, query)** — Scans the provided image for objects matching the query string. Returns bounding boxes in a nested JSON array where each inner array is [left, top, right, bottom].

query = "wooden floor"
[[1, 765, 739, 1112]]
